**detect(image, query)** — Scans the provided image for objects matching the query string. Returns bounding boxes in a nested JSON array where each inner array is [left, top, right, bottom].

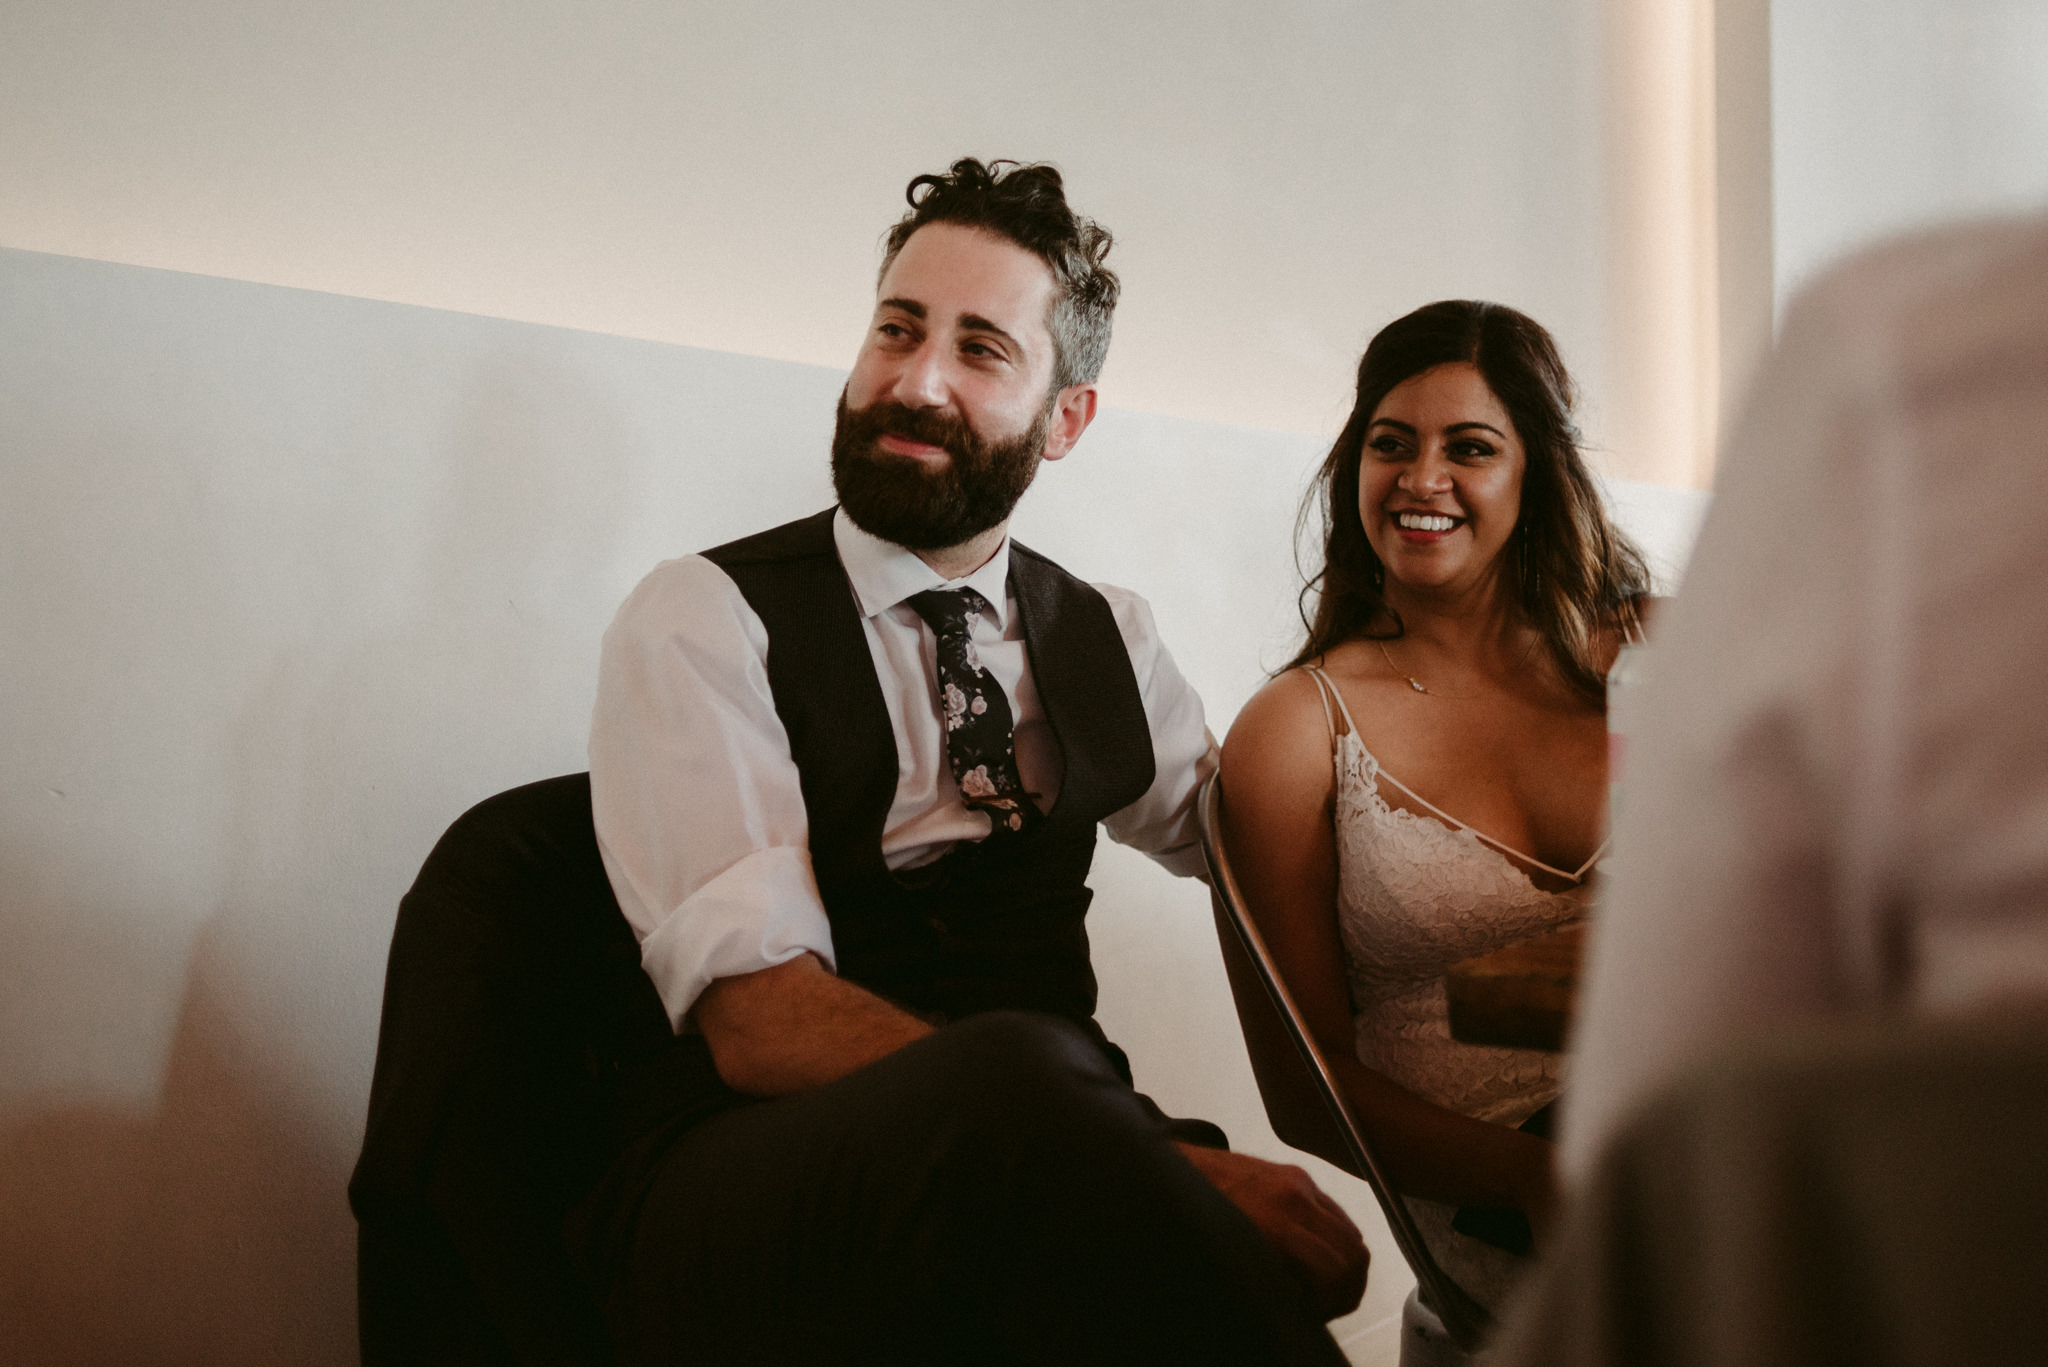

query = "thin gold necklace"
[[1376, 638, 1441, 695], [1377, 634, 1540, 697]]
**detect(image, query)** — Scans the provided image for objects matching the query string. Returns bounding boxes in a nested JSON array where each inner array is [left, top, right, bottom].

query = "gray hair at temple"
[[880, 158, 1120, 394]]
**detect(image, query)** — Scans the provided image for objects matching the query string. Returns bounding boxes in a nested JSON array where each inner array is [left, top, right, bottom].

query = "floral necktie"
[[906, 587, 1042, 839]]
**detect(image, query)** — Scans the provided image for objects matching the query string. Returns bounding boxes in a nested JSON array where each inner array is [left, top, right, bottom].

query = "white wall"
[[0, 1, 1757, 1360], [0, 246, 1706, 1365], [6, 0, 2041, 1359], [0, 0, 1646, 472], [0, 8, 1676, 1355], [1772, 0, 2048, 305]]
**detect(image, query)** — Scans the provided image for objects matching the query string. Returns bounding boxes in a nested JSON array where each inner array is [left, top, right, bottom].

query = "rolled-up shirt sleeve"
[[1096, 585, 1219, 880], [590, 555, 836, 1029]]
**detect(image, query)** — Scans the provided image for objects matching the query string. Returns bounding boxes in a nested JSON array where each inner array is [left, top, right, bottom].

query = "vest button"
[[925, 914, 948, 935]]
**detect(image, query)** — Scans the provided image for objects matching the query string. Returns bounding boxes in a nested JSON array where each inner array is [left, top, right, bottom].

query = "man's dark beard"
[[831, 391, 1051, 551]]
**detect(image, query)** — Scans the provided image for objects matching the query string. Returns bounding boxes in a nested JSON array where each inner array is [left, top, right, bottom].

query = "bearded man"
[[580, 159, 1366, 1365]]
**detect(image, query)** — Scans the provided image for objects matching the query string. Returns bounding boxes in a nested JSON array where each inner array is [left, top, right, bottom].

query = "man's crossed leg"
[[588, 1011, 1361, 1366]]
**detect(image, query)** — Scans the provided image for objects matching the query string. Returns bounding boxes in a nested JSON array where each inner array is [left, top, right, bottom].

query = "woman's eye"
[[1451, 442, 1495, 461], [1367, 436, 1407, 457]]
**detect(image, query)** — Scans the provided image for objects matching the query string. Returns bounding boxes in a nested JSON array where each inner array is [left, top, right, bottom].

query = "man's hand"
[[1175, 1142, 1369, 1319]]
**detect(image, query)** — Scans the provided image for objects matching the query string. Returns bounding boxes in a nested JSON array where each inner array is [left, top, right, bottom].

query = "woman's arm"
[[1219, 671, 1557, 1221]]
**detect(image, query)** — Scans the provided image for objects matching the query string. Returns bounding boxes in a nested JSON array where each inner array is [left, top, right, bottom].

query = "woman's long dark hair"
[[1290, 300, 1649, 703]]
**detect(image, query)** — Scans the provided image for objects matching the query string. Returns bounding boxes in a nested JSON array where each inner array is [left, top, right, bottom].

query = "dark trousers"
[[581, 1011, 1348, 1366]]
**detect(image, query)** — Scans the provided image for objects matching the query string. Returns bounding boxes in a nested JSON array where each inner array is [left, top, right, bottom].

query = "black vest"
[[700, 508, 1156, 1069]]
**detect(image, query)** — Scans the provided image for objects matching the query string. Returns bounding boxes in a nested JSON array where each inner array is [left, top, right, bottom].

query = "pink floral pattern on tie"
[[906, 587, 1042, 840]]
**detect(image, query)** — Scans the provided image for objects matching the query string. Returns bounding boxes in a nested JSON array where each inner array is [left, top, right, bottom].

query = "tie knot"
[[906, 587, 987, 638]]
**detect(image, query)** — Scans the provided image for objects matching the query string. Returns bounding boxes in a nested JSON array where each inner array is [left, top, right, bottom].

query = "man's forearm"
[[693, 953, 934, 1096]]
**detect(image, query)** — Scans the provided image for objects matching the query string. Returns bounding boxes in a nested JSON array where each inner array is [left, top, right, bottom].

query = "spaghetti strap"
[[1622, 595, 1650, 647], [1303, 665, 1339, 744], [1307, 666, 1606, 884], [1303, 665, 1363, 742], [1373, 764, 1608, 883]]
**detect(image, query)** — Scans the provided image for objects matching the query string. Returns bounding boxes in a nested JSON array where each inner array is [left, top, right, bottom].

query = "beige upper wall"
[[25, 1, 2040, 491], [0, 0, 1643, 469], [1772, 0, 2048, 304]]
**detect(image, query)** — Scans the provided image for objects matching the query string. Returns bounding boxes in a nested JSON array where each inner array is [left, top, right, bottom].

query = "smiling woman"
[[1218, 300, 1651, 1311], [1358, 361, 1528, 606], [1296, 301, 1649, 702]]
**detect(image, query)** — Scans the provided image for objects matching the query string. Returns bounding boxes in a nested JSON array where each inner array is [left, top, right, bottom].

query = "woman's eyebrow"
[[1446, 421, 1507, 438], [1368, 418, 1416, 433]]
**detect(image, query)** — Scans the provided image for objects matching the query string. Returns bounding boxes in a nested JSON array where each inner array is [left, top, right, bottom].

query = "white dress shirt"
[[590, 508, 1218, 1029], [1563, 213, 2048, 1176]]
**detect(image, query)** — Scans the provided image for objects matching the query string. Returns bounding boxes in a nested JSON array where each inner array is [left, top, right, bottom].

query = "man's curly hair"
[[880, 158, 1119, 393]]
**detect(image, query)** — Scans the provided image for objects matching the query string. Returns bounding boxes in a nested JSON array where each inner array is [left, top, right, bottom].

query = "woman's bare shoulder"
[[1228, 666, 1326, 740], [1221, 668, 1338, 803]]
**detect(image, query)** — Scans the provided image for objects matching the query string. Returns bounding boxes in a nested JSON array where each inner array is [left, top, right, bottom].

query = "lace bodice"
[[1312, 677, 1583, 1127], [1304, 666, 1592, 1308]]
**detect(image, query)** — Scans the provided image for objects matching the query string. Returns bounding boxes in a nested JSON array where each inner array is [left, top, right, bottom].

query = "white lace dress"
[[1305, 668, 1590, 1307]]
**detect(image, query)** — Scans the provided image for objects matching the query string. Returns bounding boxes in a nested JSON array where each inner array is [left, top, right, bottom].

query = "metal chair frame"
[[1196, 775, 1491, 1352]]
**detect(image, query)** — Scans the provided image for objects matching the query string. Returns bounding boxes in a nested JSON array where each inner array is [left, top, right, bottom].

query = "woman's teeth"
[[1396, 512, 1457, 532]]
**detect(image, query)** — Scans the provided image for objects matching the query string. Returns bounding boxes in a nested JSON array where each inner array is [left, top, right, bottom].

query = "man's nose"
[[888, 342, 949, 409]]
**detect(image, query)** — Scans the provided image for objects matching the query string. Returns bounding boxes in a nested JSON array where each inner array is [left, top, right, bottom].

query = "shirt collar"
[[832, 507, 1013, 630]]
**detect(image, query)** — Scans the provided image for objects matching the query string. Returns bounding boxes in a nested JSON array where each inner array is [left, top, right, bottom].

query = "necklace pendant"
[[1408, 677, 1427, 693]]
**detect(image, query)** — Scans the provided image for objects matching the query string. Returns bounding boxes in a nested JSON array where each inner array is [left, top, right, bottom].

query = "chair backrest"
[[1196, 775, 1491, 1352], [350, 772, 675, 1367]]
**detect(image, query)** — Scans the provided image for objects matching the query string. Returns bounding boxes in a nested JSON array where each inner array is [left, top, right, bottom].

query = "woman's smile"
[[1390, 508, 1466, 542]]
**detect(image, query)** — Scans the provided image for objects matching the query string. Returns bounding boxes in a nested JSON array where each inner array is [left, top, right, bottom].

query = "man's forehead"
[[877, 223, 1057, 338]]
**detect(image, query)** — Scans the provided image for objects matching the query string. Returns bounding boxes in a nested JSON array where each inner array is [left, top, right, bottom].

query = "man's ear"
[[1040, 384, 1099, 462]]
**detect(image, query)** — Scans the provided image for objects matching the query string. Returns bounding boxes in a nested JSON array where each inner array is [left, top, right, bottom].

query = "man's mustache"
[[842, 399, 980, 463]]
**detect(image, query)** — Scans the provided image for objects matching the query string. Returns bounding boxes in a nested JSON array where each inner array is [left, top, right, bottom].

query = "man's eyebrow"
[[875, 299, 1024, 355], [959, 313, 1022, 353]]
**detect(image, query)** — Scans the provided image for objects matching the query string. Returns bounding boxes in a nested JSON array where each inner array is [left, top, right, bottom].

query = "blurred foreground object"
[[1491, 1007, 2048, 1366], [1565, 211, 2048, 1173]]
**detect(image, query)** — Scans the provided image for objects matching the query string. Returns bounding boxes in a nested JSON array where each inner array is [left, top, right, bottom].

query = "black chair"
[[1196, 776, 1489, 1358], [348, 773, 677, 1367]]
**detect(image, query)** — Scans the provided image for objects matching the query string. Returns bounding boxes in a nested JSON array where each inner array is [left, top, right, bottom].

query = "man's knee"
[[938, 1008, 1111, 1086], [917, 1010, 1136, 1144]]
